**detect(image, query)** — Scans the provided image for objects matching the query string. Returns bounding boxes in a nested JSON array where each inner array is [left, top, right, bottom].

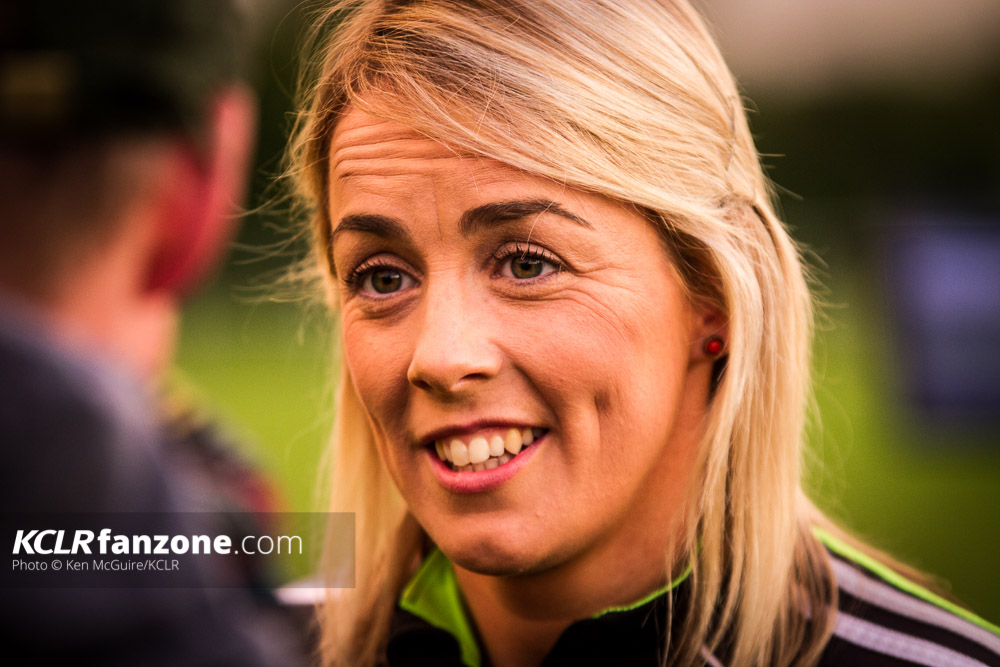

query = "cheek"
[[499, 284, 692, 491], [341, 315, 412, 427], [502, 286, 689, 406]]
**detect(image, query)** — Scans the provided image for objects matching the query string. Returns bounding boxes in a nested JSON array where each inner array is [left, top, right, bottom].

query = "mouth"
[[428, 427, 547, 472]]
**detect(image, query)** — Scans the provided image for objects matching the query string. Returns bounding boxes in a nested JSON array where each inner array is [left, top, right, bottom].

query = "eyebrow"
[[330, 213, 408, 246], [331, 198, 591, 246], [458, 199, 592, 236]]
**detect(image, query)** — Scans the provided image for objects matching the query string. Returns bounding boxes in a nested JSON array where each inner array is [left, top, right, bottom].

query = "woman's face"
[[328, 108, 717, 578]]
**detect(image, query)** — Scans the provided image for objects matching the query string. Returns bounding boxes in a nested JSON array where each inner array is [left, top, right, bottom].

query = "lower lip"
[[427, 434, 545, 494]]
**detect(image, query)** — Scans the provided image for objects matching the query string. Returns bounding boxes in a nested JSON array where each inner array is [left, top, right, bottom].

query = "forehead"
[[328, 108, 533, 199], [331, 108, 456, 174], [325, 108, 669, 263]]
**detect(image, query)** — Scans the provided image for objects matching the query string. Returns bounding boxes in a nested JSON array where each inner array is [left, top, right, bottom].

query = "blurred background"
[[174, 1, 1000, 618]]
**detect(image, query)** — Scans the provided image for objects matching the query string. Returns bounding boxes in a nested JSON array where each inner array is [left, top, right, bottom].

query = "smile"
[[431, 427, 546, 472]]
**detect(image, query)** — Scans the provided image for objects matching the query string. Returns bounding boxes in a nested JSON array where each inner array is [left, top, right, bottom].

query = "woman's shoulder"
[[814, 527, 1000, 667]]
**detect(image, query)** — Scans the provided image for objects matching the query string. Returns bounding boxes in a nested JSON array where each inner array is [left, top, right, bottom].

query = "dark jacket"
[[385, 537, 1000, 666], [0, 301, 306, 667]]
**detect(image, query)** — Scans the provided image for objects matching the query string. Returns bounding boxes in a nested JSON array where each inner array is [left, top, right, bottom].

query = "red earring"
[[704, 336, 724, 356]]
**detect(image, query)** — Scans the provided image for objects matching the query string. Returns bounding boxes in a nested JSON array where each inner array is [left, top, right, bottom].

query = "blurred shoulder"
[[0, 302, 159, 510], [815, 528, 1000, 667]]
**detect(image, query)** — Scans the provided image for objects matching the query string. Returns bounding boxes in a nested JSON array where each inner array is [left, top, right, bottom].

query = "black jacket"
[[384, 538, 1000, 666]]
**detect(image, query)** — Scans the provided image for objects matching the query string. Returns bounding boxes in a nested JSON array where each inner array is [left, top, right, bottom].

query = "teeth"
[[468, 437, 489, 464], [450, 439, 470, 467], [505, 428, 522, 455], [489, 435, 505, 458], [432, 428, 546, 471]]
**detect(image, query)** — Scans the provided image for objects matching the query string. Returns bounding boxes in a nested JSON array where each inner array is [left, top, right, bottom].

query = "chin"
[[434, 527, 550, 577]]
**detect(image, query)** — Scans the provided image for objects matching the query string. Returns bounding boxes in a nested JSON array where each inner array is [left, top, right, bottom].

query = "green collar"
[[398, 550, 692, 667], [399, 549, 481, 667], [813, 527, 1000, 637]]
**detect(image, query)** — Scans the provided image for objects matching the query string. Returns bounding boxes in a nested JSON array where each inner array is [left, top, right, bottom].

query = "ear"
[[690, 300, 728, 364], [145, 84, 257, 297]]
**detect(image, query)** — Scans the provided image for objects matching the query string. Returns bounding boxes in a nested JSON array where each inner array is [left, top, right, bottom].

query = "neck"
[[0, 211, 178, 382], [48, 273, 178, 382]]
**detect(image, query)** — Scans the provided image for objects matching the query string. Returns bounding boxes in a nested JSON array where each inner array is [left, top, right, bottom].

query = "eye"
[[495, 242, 561, 281], [344, 257, 417, 297], [364, 268, 411, 294], [509, 256, 546, 279]]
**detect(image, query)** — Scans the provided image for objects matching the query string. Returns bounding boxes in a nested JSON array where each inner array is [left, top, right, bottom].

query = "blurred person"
[[0, 1, 306, 664], [286, 0, 1000, 665]]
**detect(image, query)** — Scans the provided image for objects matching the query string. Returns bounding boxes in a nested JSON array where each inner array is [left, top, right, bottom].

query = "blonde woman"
[[287, 1, 1000, 665]]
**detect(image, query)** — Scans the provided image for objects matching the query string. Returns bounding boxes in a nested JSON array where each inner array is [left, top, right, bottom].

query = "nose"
[[406, 282, 503, 396]]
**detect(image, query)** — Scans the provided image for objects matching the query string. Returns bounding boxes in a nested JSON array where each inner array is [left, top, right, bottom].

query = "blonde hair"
[[288, 0, 842, 664]]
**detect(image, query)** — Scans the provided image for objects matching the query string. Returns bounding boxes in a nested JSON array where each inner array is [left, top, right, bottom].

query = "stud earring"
[[704, 336, 724, 356]]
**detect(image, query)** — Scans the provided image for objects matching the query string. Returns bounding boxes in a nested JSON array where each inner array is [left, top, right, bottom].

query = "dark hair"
[[0, 0, 251, 297], [0, 0, 248, 147]]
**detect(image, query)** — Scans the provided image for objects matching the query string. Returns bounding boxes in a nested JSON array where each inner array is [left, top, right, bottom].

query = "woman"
[[287, 1, 1000, 665]]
